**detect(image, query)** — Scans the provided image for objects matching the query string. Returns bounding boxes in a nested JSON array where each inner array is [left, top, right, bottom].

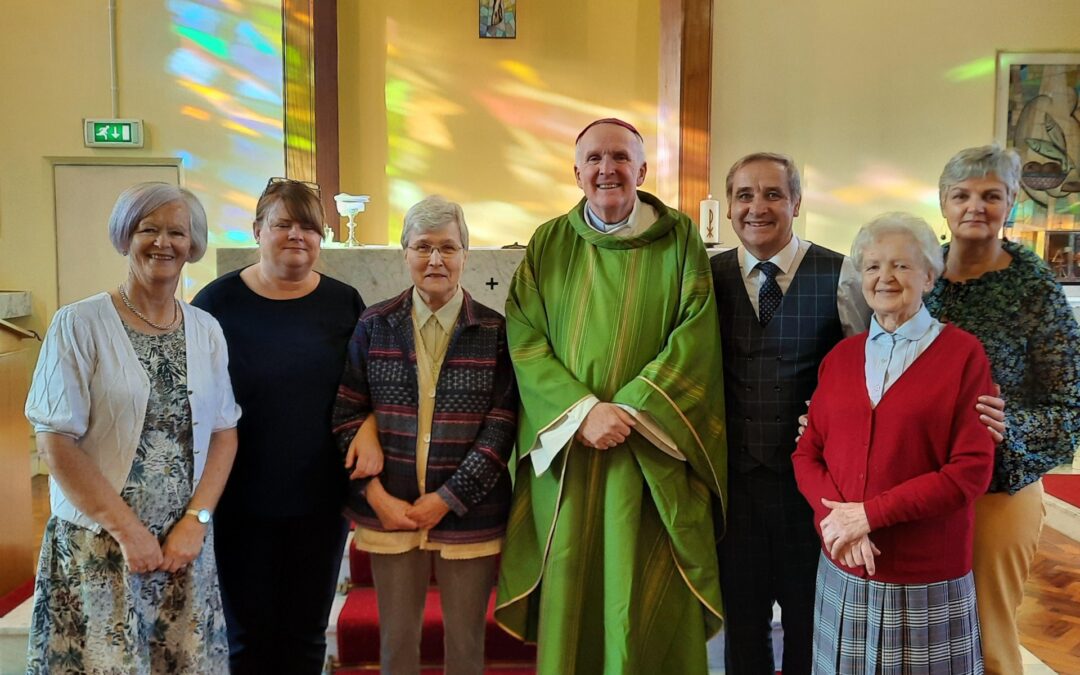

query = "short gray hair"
[[939, 145, 1021, 206], [108, 182, 208, 262], [726, 152, 802, 203], [400, 195, 469, 250], [851, 212, 945, 280]]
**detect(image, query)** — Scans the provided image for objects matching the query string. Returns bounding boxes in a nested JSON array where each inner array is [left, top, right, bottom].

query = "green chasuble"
[[495, 191, 728, 674]]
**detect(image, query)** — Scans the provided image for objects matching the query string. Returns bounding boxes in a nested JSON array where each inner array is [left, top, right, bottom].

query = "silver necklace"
[[118, 284, 180, 331]]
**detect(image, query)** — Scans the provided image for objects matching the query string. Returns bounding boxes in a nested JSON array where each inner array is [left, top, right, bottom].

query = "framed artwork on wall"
[[995, 51, 1080, 282], [480, 0, 516, 39]]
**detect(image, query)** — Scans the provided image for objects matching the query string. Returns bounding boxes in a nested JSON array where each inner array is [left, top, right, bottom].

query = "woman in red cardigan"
[[793, 212, 995, 675]]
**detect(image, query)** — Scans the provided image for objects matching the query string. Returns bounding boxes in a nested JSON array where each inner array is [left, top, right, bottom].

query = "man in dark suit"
[[711, 152, 869, 675]]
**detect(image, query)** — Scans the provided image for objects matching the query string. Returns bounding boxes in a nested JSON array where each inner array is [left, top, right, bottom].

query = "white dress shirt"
[[738, 234, 870, 337], [583, 196, 657, 238]]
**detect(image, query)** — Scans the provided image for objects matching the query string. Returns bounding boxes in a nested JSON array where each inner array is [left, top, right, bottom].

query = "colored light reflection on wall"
[[944, 57, 996, 83], [801, 163, 947, 254], [384, 57, 657, 246], [345, 2, 660, 247], [167, 0, 284, 295]]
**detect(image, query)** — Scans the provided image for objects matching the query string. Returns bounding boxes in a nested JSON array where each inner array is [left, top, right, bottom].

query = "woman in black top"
[[193, 178, 364, 674]]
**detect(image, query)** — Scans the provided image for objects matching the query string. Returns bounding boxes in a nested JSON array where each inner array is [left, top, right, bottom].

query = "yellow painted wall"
[[8, 0, 1078, 332], [711, 0, 1080, 255], [0, 1, 106, 337], [0, 0, 283, 338], [337, 0, 661, 246]]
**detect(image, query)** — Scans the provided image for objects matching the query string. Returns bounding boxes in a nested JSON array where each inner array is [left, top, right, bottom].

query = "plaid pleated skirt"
[[813, 553, 983, 675]]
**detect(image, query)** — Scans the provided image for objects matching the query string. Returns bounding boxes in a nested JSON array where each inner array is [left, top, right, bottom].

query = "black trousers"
[[718, 466, 820, 675], [214, 511, 349, 675]]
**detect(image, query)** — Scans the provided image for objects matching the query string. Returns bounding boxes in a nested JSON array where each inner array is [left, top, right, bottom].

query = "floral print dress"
[[27, 322, 229, 674]]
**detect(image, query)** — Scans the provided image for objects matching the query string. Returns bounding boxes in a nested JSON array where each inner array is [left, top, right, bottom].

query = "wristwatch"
[[185, 508, 212, 524]]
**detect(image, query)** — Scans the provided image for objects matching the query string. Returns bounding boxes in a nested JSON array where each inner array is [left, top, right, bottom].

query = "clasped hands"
[[819, 498, 880, 576], [366, 479, 451, 531], [576, 402, 636, 450], [345, 424, 450, 531], [114, 514, 206, 575]]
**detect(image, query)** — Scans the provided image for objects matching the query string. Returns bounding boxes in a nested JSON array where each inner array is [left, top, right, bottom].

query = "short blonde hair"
[[255, 179, 324, 230]]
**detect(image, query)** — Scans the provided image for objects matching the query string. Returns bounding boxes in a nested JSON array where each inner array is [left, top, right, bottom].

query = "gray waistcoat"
[[711, 244, 846, 473]]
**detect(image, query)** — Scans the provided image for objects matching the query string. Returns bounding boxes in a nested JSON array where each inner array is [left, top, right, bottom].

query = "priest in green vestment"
[[494, 118, 728, 674]]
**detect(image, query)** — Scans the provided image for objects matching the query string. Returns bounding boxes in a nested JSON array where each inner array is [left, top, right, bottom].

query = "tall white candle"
[[699, 194, 720, 245]]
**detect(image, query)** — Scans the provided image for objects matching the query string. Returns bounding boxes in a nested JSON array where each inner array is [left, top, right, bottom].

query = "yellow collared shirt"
[[354, 286, 501, 560]]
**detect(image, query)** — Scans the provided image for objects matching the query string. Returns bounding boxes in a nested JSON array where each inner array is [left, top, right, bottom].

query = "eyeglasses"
[[265, 177, 321, 198], [407, 243, 463, 259]]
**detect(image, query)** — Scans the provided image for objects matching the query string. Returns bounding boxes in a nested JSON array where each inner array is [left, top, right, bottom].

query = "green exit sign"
[[83, 118, 144, 147]]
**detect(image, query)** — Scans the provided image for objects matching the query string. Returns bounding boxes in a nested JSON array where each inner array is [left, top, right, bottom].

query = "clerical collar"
[[869, 304, 935, 341], [584, 200, 639, 234], [740, 234, 800, 279], [412, 286, 464, 332]]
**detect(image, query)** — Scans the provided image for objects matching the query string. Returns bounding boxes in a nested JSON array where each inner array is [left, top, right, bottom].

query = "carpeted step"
[[347, 543, 374, 587], [1044, 473, 1080, 508], [0, 578, 34, 618], [336, 586, 536, 667]]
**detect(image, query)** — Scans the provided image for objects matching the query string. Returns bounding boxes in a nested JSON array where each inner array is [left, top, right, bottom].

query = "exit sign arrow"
[[84, 118, 144, 147]]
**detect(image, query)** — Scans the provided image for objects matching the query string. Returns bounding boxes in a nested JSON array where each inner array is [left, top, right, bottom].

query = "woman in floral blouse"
[[24, 183, 240, 673], [925, 145, 1080, 675]]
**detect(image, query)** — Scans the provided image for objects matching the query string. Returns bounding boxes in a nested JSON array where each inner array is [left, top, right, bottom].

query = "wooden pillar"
[[658, 0, 713, 217], [282, 0, 340, 231], [0, 329, 34, 596], [313, 0, 340, 230]]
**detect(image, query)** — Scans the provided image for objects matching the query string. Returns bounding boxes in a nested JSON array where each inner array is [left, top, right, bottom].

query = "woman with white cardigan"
[[24, 182, 240, 673]]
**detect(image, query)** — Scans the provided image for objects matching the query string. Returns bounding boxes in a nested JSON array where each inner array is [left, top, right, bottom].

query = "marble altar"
[[216, 247, 527, 312], [216, 246, 732, 314], [0, 292, 31, 320]]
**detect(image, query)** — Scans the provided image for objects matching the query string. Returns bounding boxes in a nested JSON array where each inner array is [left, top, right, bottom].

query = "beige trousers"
[[972, 480, 1045, 675], [369, 549, 497, 675]]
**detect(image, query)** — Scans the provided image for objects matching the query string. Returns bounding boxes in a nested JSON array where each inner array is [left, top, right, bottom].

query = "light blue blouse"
[[864, 304, 945, 406]]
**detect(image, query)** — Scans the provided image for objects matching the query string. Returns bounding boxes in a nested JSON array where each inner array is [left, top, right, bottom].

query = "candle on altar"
[[699, 194, 720, 246]]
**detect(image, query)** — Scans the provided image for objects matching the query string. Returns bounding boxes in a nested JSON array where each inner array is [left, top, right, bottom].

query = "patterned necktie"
[[756, 261, 783, 326]]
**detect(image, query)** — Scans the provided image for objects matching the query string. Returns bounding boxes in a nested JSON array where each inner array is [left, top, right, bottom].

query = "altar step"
[[334, 669, 533, 674], [329, 540, 536, 672]]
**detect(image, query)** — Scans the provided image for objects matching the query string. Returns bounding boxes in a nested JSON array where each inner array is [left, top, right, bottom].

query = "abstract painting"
[[995, 52, 1080, 278], [480, 0, 516, 39]]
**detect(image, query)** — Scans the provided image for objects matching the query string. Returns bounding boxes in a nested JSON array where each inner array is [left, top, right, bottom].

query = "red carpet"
[[336, 543, 535, 669], [336, 665, 531, 669], [1044, 474, 1080, 508], [0, 577, 34, 618]]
